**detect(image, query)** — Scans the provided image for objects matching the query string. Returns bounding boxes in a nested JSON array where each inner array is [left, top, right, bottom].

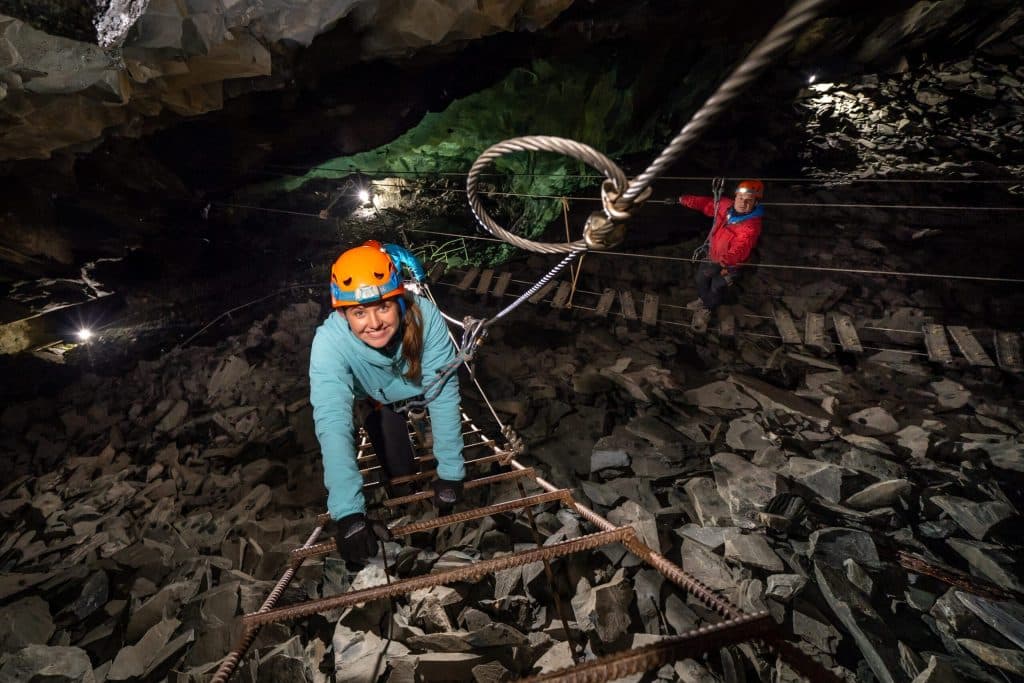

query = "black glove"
[[334, 513, 386, 565], [432, 479, 464, 511]]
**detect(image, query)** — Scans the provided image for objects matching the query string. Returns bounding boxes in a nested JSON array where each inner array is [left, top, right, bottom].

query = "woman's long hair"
[[400, 293, 424, 383]]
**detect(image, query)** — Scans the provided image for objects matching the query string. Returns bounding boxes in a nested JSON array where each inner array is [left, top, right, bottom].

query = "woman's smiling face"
[[343, 299, 400, 348]]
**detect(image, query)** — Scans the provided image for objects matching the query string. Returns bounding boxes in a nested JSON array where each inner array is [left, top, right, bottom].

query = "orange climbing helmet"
[[736, 179, 764, 198], [330, 241, 404, 308]]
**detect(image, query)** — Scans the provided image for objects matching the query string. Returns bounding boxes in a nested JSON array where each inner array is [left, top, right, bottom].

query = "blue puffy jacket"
[[309, 295, 465, 519]]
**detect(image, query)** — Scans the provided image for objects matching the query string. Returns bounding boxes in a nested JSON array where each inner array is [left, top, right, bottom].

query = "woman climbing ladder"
[[308, 240, 466, 565]]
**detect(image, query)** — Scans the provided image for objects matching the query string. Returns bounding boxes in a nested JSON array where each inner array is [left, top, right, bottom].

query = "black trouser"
[[695, 261, 733, 310], [361, 402, 417, 484]]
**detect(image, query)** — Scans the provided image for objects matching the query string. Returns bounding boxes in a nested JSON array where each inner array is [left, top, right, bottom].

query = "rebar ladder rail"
[[212, 414, 841, 683]]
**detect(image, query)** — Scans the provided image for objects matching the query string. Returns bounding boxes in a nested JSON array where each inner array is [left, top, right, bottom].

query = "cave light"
[[808, 73, 817, 84], [76, 328, 93, 341], [358, 188, 371, 204]]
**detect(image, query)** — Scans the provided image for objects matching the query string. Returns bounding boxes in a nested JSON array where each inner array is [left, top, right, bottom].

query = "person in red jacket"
[[679, 179, 764, 313]]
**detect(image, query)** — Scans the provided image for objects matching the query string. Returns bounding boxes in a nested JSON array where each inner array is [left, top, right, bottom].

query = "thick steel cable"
[[488, 249, 584, 324], [466, 137, 627, 253], [620, 0, 832, 205], [465, 0, 830, 253]]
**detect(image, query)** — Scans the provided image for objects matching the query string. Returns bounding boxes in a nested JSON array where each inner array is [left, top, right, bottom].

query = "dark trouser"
[[361, 402, 417, 484], [695, 261, 732, 310]]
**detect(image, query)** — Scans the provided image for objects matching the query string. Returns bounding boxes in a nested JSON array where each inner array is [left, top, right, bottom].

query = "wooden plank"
[[773, 307, 801, 344], [718, 305, 735, 338], [551, 281, 573, 309], [832, 314, 863, 353], [804, 313, 831, 351], [596, 288, 616, 317], [474, 269, 494, 296], [492, 272, 512, 298], [922, 324, 953, 363], [427, 262, 446, 284], [618, 290, 637, 321], [528, 279, 558, 304], [456, 267, 480, 291], [641, 293, 659, 326], [947, 326, 994, 367], [994, 332, 1023, 372]]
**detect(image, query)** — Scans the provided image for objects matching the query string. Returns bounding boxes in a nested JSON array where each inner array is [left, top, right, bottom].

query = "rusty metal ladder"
[[211, 412, 838, 683]]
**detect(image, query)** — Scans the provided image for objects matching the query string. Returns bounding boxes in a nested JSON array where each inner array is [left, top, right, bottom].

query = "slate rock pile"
[[2, 285, 1024, 682], [0, 301, 334, 682], [481, 316, 1024, 682], [796, 55, 1024, 182]]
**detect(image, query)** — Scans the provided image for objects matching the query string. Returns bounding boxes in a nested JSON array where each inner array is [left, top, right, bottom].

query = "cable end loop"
[[584, 179, 652, 250]]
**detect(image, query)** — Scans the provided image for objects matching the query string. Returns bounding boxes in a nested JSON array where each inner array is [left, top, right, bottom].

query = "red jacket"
[[680, 195, 763, 268]]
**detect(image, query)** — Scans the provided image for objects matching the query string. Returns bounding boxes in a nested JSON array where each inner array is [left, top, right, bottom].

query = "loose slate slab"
[[947, 538, 1024, 594], [729, 374, 831, 428], [847, 406, 899, 436], [723, 529, 784, 572], [0, 595, 55, 654], [832, 314, 863, 352], [710, 452, 787, 529], [814, 563, 903, 683], [956, 591, 1024, 651], [684, 380, 757, 410], [0, 645, 96, 683], [947, 325, 994, 367], [931, 495, 1016, 540]]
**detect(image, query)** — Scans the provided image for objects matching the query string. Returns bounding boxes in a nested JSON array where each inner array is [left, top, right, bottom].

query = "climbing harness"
[[692, 176, 725, 261]]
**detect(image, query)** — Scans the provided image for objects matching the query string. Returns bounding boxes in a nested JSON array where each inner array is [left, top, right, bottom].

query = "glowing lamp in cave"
[[357, 189, 371, 204], [76, 328, 93, 341], [808, 73, 817, 84]]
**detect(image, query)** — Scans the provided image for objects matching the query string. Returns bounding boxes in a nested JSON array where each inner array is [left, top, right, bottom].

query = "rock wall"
[[0, 0, 574, 160]]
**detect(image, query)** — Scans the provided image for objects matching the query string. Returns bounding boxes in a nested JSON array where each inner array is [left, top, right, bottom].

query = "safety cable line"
[[401, 227, 1024, 285], [196, 158, 1023, 185], [210, 181, 1024, 214], [249, 163, 1024, 185]]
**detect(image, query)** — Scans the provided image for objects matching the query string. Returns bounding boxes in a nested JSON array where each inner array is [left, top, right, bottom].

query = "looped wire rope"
[[466, 136, 628, 254], [465, 0, 830, 253]]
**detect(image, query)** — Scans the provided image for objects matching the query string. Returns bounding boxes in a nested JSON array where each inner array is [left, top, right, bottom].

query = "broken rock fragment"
[[570, 570, 632, 644], [0, 645, 96, 683], [847, 406, 899, 436], [710, 452, 787, 529], [930, 495, 1015, 540]]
